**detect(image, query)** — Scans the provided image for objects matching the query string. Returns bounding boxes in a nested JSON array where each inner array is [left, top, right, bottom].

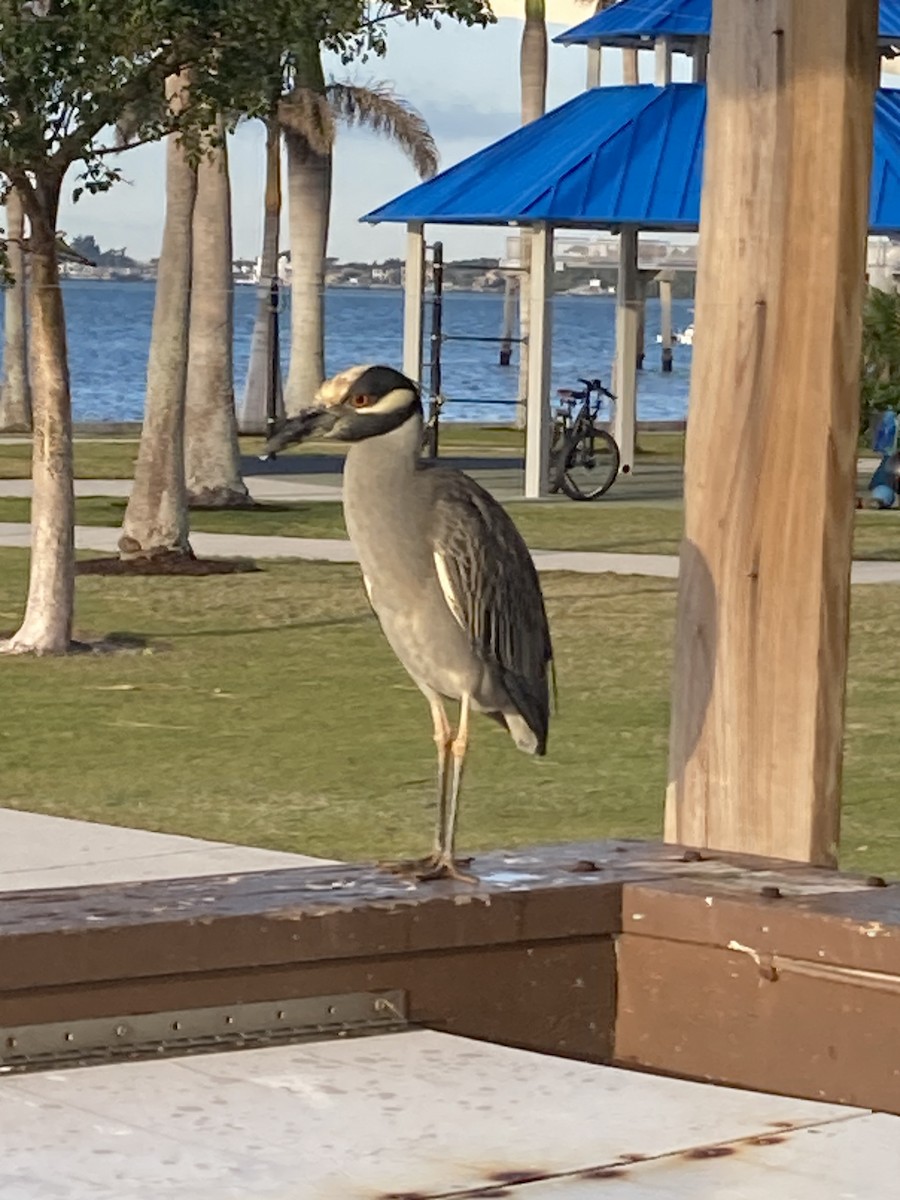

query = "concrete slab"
[[0, 1029, 891, 1199], [0, 809, 333, 892]]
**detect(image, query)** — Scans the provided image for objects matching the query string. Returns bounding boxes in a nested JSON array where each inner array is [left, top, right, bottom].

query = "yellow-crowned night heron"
[[265, 365, 553, 882]]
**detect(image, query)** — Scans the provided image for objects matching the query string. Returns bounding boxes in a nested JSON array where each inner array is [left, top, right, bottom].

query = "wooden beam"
[[524, 223, 553, 498], [402, 222, 425, 385], [666, 0, 879, 865], [659, 275, 674, 373], [622, 48, 639, 85], [586, 40, 602, 89], [613, 226, 639, 474], [654, 37, 673, 86], [691, 37, 709, 82]]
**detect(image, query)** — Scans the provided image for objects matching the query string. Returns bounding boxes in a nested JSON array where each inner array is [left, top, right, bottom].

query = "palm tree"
[[184, 117, 252, 508], [237, 112, 285, 434], [0, 187, 32, 432], [120, 72, 196, 563], [238, 45, 438, 418]]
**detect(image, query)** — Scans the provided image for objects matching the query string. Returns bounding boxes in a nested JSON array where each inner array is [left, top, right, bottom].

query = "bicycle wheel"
[[559, 426, 620, 501]]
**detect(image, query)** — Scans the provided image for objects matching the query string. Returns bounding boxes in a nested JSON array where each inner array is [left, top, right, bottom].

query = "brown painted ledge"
[[2, 839, 899, 1111]]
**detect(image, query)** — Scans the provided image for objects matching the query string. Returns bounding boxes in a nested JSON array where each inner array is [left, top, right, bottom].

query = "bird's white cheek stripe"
[[359, 387, 417, 416], [433, 552, 466, 630]]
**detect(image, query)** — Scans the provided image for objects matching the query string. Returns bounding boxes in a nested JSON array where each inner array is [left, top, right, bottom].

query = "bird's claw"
[[417, 856, 476, 884], [379, 855, 476, 884]]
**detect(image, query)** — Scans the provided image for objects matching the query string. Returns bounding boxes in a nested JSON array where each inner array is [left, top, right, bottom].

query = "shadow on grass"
[[112, 613, 375, 642]]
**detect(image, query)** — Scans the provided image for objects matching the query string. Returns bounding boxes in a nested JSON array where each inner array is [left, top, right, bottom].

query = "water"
[[1, 280, 694, 424]]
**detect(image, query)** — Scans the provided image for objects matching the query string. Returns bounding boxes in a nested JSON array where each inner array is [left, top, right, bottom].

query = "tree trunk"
[[184, 121, 251, 508], [120, 72, 196, 561], [0, 188, 33, 432], [283, 42, 331, 417], [238, 116, 284, 433], [2, 176, 74, 655], [284, 129, 332, 415], [516, 0, 548, 430]]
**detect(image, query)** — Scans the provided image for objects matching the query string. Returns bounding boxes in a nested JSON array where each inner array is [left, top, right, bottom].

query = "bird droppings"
[[482, 871, 544, 885]]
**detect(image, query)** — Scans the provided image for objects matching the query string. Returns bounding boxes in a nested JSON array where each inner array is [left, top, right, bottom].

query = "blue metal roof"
[[556, 0, 900, 47], [363, 85, 900, 234], [364, 85, 705, 230]]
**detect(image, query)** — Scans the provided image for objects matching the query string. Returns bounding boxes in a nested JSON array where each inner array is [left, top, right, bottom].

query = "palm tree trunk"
[[238, 116, 284, 434], [284, 128, 331, 415], [2, 175, 74, 654], [120, 72, 195, 561], [0, 188, 33, 432], [282, 40, 331, 416], [516, 0, 548, 430], [184, 121, 251, 508]]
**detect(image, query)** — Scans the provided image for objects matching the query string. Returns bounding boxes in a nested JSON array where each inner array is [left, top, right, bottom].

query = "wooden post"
[[622, 48, 639, 85], [524, 223, 553, 499], [586, 40, 602, 89], [654, 37, 673, 86], [402, 222, 425, 385], [613, 226, 638, 474], [659, 273, 674, 373], [692, 37, 709, 83], [666, 0, 879, 865]]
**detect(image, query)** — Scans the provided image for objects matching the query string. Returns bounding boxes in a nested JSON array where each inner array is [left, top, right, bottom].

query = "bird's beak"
[[260, 407, 339, 459]]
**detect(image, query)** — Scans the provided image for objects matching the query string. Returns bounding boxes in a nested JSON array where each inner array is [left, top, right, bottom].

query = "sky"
[[53, 2, 694, 266]]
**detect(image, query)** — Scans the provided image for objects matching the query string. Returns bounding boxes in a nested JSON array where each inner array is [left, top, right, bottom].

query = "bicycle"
[[549, 377, 621, 501]]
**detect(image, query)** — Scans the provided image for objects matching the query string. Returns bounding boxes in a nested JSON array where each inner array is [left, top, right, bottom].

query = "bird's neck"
[[345, 412, 423, 486]]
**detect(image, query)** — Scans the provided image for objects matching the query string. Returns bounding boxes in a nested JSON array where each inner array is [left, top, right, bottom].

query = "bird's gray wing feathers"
[[428, 471, 553, 751]]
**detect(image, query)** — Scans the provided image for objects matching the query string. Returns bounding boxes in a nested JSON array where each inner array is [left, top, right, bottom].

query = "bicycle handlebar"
[[576, 378, 616, 400]]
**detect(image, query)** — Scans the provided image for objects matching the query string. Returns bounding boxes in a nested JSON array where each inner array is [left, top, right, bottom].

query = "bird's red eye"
[[350, 394, 371, 408]]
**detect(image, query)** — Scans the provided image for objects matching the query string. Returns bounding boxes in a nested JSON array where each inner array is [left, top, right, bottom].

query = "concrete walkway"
[[3, 520, 900, 583]]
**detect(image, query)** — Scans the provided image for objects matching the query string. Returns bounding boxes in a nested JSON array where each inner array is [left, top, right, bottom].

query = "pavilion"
[[363, 2, 900, 497]]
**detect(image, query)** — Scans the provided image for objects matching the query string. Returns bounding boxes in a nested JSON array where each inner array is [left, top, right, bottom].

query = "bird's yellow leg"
[[379, 696, 457, 877], [418, 695, 476, 883], [429, 697, 453, 864]]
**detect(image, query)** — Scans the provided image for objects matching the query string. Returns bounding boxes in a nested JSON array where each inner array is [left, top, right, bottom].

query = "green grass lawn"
[[0, 546, 898, 877], [1, 493, 899, 559], [0, 427, 686, 479]]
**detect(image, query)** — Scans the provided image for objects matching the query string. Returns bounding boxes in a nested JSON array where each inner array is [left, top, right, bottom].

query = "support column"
[[666, 0, 879, 865], [659, 272, 674, 372], [524, 223, 553, 499], [654, 37, 673, 86], [402, 222, 425, 385], [622, 48, 639, 85], [613, 226, 639, 474], [586, 40, 602, 89], [692, 37, 709, 82]]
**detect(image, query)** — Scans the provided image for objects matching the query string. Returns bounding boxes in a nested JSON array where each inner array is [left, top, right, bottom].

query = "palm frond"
[[277, 89, 335, 156], [326, 82, 438, 179]]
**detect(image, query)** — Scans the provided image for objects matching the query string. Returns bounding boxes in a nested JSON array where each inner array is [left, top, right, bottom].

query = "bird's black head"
[[263, 364, 422, 455]]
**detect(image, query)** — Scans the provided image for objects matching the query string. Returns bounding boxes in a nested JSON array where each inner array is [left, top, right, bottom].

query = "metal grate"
[[0, 991, 408, 1075]]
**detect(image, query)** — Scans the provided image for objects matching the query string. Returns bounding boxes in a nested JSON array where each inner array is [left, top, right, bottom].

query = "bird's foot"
[[378, 854, 476, 884], [417, 855, 477, 884]]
